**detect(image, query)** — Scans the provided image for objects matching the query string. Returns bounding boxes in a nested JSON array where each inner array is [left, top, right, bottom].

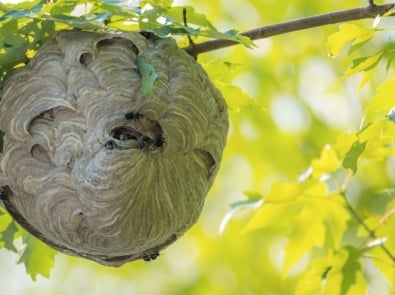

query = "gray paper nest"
[[0, 30, 228, 266]]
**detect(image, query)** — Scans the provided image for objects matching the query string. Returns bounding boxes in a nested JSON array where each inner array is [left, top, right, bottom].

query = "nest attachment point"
[[0, 30, 228, 266]]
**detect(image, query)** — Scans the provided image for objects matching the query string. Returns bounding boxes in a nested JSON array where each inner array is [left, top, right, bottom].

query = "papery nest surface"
[[0, 30, 228, 266]]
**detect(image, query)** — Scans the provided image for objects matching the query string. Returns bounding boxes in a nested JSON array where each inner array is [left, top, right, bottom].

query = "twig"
[[185, 3, 395, 56], [342, 193, 395, 263], [378, 207, 395, 225], [340, 171, 353, 194], [182, 8, 194, 47], [339, 168, 395, 262]]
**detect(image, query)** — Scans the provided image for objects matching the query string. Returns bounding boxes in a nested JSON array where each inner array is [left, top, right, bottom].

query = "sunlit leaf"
[[364, 136, 394, 159], [202, 60, 263, 112], [358, 68, 374, 90], [345, 51, 383, 77], [202, 59, 243, 81], [283, 192, 349, 275], [333, 133, 358, 156], [244, 179, 350, 276], [370, 247, 395, 284], [217, 81, 263, 112], [366, 76, 395, 116], [219, 192, 263, 234], [326, 24, 374, 57], [266, 179, 325, 202], [354, 120, 394, 160], [141, 0, 173, 8], [166, 6, 215, 29], [49, 0, 79, 16], [283, 203, 326, 275], [241, 180, 321, 233], [295, 247, 367, 295], [295, 251, 347, 295], [323, 194, 350, 247], [311, 145, 341, 178]]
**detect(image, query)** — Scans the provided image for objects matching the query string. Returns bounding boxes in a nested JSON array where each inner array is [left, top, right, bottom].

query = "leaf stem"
[[341, 192, 395, 263], [340, 171, 353, 193], [185, 3, 395, 56]]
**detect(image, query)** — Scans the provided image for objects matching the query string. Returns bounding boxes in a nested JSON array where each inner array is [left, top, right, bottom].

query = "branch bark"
[[185, 3, 395, 57]]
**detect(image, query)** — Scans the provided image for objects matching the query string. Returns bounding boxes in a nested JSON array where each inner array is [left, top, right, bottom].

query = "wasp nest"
[[0, 30, 228, 266]]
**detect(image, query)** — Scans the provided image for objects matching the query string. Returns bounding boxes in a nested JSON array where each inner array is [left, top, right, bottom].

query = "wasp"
[[142, 251, 159, 262], [154, 134, 165, 148], [125, 112, 143, 120], [104, 140, 116, 150]]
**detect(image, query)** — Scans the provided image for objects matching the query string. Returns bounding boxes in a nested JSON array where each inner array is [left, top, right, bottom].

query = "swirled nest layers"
[[0, 30, 228, 266]]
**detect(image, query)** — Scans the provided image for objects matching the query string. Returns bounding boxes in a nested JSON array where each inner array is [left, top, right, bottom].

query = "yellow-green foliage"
[[1, 0, 395, 294]]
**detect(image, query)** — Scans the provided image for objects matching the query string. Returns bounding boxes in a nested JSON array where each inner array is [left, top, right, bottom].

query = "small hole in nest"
[[111, 126, 139, 141], [154, 134, 165, 148], [79, 52, 93, 65], [31, 144, 51, 164], [96, 37, 139, 55], [104, 140, 115, 150]]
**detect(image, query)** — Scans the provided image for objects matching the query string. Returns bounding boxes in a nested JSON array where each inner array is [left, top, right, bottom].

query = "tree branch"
[[185, 3, 395, 57], [342, 193, 395, 263]]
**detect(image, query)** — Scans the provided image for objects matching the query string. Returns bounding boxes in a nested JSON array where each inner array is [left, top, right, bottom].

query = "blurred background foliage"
[[1, 0, 395, 294]]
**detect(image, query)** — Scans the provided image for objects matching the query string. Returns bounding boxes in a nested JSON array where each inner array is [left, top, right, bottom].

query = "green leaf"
[[18, 231, 57, 281], [0, 207, 20, 252], [136, 55, 159, 97], [340, 246, 364, 295], [202, 29, 254, 48], [1, 221, 19, 252], [295, 248, 367, 295], [243, 191, 263, 201], [3, 34, 27, 47], [49, 0, 79, 16], [138, 6, 167, 30], [141, 0, 173, 9], [342, 140, 367, 174], [166, 6, 215, 29], [345, 51, 383, 77]]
